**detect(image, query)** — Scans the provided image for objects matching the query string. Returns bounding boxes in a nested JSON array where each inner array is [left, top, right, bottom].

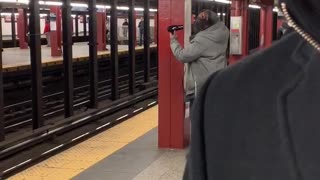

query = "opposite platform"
[[2, 43, 157, 72]]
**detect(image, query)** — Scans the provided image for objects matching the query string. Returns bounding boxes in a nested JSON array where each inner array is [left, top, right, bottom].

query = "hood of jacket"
[[280, 0, 320, 44], [192, 21, 228, 44]]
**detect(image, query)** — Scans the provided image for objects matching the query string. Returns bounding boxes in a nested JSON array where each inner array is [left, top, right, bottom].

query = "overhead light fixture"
[[0, 1, 158, 12], [249, 4, 261, 9], [117, 6, 129, 10], [134, 7, 144, 11], [0, 0, 16, 2], [96, 5, 105, 9], [71, 3, 87, 8], [44, 1, 63, 6], [0, 12, 18, 16], [17, 0, 29, 4], [0, 0, 28, 3], [215, 0, 231, 4]]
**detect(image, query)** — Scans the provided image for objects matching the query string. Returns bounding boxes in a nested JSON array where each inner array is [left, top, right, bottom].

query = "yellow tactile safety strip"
[[8, 106, 158, 180]]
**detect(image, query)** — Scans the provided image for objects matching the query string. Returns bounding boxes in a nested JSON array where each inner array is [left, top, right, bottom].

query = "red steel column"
[[242, 0, 249, 55], [97, 12, 107, 51], [260, 7, 266, 48], [229, 0, 249, 64], [260, 5, 273, 48], [265, 6, 273, 47], [50, 7, 62, 57], [159, 0, 186, 149], [17, 9, 28, 49]]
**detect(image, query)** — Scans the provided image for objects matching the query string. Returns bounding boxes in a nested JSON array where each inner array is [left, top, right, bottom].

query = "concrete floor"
[[73, 128, 187, 180]]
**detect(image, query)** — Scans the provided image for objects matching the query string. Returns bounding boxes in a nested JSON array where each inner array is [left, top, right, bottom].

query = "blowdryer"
[[167, 25, 184, 34]]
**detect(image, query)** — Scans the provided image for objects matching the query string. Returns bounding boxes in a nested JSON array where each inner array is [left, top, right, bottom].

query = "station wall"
[[1, 16, 155, 41]]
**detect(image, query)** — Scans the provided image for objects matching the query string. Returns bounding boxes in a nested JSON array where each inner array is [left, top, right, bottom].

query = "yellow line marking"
[[9, 106, 158, 180]]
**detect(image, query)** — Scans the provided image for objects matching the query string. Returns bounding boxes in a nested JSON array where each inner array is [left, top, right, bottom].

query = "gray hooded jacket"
[[170, 21, 229, 95]]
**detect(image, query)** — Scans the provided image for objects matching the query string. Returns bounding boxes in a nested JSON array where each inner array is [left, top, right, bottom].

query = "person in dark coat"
[[184, 0, 320, 179], [138, 17, 144, 46]]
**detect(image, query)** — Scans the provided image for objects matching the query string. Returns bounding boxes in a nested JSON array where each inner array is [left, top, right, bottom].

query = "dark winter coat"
[[184, 31, 320, 180], [184, 0, 320, 178]]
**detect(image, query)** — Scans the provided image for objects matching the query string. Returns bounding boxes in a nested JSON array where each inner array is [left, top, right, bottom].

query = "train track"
[[3, 68, 158, 133]]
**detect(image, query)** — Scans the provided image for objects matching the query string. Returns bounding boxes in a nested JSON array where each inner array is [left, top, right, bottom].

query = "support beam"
[[0, 7, 4, 142], [143, 0, 150, 83], [153, 12, 158, 44], [17, 8, 28, 49], [83, 15, 87, 37], [29, 0, 44, 129], [158, 0, 187, 149], [260, 5, 274, 48], [62, 0, 74, 117], [50, 7, 62, 56], [75, 14, 79, 37], [110, 0, 119, 100], [265, 6, 274, 47], [128, 0, 136, 95], [88, 0, 98, 108], [97, 12, 106, 51], [11, 9, 17, 47], [229, 0, 249, 64]]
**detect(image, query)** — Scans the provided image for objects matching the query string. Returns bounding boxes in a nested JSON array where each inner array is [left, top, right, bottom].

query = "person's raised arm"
[[170, 32, 207, 63]]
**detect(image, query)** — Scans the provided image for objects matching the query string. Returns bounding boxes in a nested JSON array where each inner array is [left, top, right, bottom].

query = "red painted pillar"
[[242, 0, 249, 55], [50, 7, 62, 57], [154, 12, 158, 44], [97, 12, 107, 51], [229, 0, 249, 64], [260, 5, 273, 48], [265, 6, 273, 47], [158, 0, 187, 149], [260, 7, 266, 48], [17, 9, 28, 49]]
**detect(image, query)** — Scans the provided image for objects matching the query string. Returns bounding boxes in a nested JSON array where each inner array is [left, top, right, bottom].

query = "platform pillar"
[[17, 9, 28, 49], [229, 0, 249, 64], [128, 0, 136, 95], [158, 0, 189, 149], [134, 12, 138, 46], [50, 7, 62, 57], [260, 5, 273, 48], [0, 10, 4, 142], [153, 12, 158, 44], [97, 11, 106, 51]]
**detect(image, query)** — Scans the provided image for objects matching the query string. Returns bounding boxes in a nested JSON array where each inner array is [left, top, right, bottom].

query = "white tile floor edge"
[[132, 150, 186, 180]]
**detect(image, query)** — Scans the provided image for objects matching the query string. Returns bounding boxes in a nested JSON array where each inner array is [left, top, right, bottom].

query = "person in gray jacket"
[[170, 10, 229, 104]]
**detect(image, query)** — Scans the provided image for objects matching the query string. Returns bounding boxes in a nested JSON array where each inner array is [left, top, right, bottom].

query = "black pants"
[[186, 94, 195, 111], [139, 31, 144, 46]]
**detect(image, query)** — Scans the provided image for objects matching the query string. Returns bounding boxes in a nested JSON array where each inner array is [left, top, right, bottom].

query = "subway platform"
[[8, 106, 186, 180]]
